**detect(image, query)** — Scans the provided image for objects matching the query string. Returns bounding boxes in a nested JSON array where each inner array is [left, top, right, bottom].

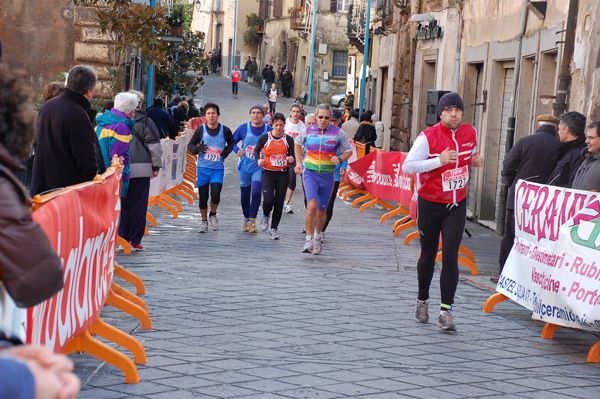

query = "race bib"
[[441, 165, 469, 192], [205, 147, 222, 162], [270, 154, 287, 167], [245, 145, 255, 159]]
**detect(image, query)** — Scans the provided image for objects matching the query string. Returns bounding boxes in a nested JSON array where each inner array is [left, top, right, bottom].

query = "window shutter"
[[330, 0, 337, 13], [273, 0, 282, 18]]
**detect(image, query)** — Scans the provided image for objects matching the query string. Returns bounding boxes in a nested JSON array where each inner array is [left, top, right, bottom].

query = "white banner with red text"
[[497, 180, 600, 332]]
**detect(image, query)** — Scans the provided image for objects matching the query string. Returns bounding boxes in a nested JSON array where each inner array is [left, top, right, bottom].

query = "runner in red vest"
[[231, 65, 241, 98], [254, 113, 295, 240], [402, 92, 483, 332]]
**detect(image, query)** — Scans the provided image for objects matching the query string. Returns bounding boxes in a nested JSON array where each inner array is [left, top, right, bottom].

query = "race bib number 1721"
[[205, 147, 222, 162], [441, 165, 469, 192]]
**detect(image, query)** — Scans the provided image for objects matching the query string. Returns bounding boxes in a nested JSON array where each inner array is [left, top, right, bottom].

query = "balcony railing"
[[289, 7, 308, 30]]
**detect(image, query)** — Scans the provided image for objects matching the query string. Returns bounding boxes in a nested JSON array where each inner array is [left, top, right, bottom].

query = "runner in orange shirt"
[[254, 113, 295, 239]]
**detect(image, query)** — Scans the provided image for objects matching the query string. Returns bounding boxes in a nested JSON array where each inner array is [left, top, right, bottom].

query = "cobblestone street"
[[73, 77, 600, 398]]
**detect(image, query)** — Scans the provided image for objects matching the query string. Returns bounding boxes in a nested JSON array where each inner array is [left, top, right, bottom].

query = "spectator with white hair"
[[372, 114, 384, 148], [118, 90, 163, 251], [96, 92, 139, 197]]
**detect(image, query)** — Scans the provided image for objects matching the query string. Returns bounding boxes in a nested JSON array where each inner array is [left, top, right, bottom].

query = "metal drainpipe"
[[359, 0, 372, 115], [453, 1, 463, 93], [308, 0, 318, 106], [553, 0, 579, 117], [231, 0, 238, 73], [496, 0, 529, 236], [147, 0, 157, 109]]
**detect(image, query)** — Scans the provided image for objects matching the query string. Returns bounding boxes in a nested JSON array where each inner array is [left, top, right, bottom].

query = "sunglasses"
[[317, 116, 330, 120]]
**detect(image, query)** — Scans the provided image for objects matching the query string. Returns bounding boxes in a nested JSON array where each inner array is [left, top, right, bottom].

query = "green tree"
[[156, 31, 208, 97], [243, 26, 261, 45], [71, 0, 170, 91]]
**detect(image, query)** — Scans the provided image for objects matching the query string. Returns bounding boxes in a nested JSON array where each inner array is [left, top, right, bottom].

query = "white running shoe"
[[414, 299, 429, 323], [438, 310, 456, 332], [209, 214, 219, 231], [199, 220, 209, 233], [270, 228, 280, 240], [312, 235, 322, 255], [261, 216, 269, 231], [302, 239, 313, 253], [283, 202, 293, 214]]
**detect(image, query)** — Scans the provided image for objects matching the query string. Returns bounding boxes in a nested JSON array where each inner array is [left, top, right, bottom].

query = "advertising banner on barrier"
[[150, 139, 173, 197], [497, 180, 600, 331], [344, 165, 366, 189], [27, 166, 123, 352], [349, 151, 413, 205], [149, 134, 191, 196]]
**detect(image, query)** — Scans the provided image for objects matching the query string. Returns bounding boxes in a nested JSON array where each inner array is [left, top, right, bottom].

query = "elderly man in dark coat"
[[494, 114, 561, 281], [30, 65, 99, 195]]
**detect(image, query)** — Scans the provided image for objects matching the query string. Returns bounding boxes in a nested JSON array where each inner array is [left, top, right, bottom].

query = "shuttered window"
[[273, 0, 282, 18], [330, 0, 337, 13]]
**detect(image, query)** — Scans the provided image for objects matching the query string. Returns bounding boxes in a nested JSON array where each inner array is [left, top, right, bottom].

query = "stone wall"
[[0, 0, 114, 100], [389, 9, 414, 151]]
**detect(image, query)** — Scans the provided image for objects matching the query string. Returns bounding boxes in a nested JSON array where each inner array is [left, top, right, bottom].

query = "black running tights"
[[261, 169, 289, 229], [198, 183, 222, 210], [416, 197, 466, 306]]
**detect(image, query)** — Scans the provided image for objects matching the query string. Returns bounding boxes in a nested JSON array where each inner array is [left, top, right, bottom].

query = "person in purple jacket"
[[96, 92, 139, 197]]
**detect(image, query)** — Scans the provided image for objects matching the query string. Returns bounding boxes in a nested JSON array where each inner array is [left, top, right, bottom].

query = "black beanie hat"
[[438, 92, 464, 116], [249, 104, 265, 116]]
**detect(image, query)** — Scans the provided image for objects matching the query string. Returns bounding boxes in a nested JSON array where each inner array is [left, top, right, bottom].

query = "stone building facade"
[[260, 0, 351, 104], [0, 0, 115, 100], [192, 0, 261, 77]]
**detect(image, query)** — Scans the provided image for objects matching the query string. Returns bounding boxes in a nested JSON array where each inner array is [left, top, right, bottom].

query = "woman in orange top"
[[254, 113, 295, 239]]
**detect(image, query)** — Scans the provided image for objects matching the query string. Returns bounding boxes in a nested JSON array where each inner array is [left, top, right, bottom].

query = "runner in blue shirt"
[[187, 102, 235, 233], [233, 104, 273, 233]]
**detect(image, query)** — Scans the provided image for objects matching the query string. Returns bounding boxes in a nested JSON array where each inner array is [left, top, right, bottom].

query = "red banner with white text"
[[27, 166, 122, 352], [349, 151, 413, 205]]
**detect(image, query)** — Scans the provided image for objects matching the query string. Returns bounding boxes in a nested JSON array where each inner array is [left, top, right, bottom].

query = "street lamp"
[[334, 11, 342, 26]]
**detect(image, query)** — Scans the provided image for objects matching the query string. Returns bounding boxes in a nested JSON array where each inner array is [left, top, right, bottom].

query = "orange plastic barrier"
[[30, 157, 150, 383]]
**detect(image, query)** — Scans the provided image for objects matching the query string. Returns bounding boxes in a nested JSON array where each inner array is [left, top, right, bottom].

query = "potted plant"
[[169, 4, 184, 36], [253, 72, 262, 87], [243, 26, 260, 45], [245, 13, 264, 30], [246, 62, 258, 83]]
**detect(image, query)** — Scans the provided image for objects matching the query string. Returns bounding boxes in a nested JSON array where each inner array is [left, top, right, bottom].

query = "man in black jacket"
[[281, 70, 293, 98], [264, 66, 276, 92], [244, 57, 252, 82], [147, 96, 177, 139], [547, 111, 587, 188], [261, 64, 269, 92], [495, 114, 561, 282], [30, 65, 99, 195]]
